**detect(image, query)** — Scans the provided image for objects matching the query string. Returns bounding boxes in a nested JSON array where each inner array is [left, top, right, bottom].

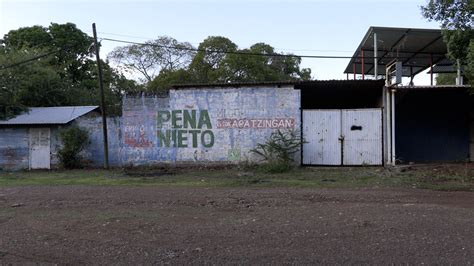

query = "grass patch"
[[0, 165, 472, 191]]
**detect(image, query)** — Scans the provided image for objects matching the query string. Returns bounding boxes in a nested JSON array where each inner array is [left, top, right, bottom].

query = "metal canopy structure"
[[344, 26, 449, 78]]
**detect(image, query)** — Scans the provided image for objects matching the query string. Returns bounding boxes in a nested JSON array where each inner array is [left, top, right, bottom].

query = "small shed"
[[0, 106, 99, 170]]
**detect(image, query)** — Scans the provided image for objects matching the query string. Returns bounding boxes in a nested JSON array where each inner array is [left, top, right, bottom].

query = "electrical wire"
[[101, 37, 438, 60], [101, 37, 356, 59], [0, 49, 60, 70]]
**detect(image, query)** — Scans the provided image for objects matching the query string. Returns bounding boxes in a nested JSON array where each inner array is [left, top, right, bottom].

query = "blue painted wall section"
[[121, 95, 171, 165], [76, 115, 123, 167], [0, 128, 29, 170]]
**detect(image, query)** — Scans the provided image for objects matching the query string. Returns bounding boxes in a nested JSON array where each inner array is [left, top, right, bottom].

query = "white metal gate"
[[303, 109, 382, 165], [29, 128, 51, 169]]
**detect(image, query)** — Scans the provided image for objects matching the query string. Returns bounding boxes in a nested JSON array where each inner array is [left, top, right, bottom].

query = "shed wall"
[[0, 128, 29, 170]]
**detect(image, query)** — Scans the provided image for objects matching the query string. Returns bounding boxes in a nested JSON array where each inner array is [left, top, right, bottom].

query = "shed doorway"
[[29, 128, 51, 169], [302, 109, 383, 166]]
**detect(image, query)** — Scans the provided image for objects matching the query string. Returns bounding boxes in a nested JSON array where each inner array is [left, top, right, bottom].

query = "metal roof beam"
[[410, 56, 446, 77], [401, 36, 443, 65], [365, 29, 411, 75]]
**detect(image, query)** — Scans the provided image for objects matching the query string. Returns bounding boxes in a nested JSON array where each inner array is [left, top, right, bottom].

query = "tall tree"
[[421, 0, 473, 83], [188, 36, 238, 83], [110, 35, 312, 93], [108, 36, 195, 83], [218, 42, 311, 82], [0, 23, 137, 119]]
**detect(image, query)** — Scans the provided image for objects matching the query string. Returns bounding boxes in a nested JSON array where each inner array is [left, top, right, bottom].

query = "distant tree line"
[[0, 23, 311, 120], [107, 36, 312, 93]]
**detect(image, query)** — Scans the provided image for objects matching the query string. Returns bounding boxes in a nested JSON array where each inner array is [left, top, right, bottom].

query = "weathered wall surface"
[[75, 115, 123, 167], [1, 86, 301, 169], [122, 86, 301, 165], [0, 128, 29, 170]]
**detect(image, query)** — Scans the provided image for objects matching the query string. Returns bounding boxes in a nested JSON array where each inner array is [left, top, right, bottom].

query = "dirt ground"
[[0, 186, 473, 264]]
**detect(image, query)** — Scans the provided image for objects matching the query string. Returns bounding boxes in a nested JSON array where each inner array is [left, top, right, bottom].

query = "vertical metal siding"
[[470, 110, 474, 162], [303, 110, 341, 165], [342, 109, 383, 165]]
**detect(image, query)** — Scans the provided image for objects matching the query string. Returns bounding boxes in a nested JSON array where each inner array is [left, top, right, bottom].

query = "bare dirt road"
[[0, 186, 472, 264]]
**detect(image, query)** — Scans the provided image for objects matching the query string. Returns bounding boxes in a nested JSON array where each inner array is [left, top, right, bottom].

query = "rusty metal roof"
[[0, 106, 99, 125]]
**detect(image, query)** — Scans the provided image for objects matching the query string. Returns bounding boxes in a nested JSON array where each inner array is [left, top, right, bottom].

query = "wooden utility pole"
[[92, 23, 109, 169]]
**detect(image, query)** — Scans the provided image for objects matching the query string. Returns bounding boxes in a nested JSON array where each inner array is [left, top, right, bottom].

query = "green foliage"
[[466, 39, 474, 83], [0, 23, 140, 120], [108, 36, 195, 83], [421, 0, 473, 30], [441, 29, 473, 64], [109, 35, 312, 93], [58, 126, 89, 169], [147, 69, 193, 93], [188, 36, 238, 83], [436, 73, 457, 85], [250, 130, 305, 173], [421, 1, 474, 80]]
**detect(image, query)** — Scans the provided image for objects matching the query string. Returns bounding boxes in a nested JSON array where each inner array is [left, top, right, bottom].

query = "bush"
[[58, 126, 89, 169], [250, 129, 305, 173]]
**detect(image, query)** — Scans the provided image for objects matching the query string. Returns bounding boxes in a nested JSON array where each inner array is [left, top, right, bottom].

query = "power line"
[[0, 49, 60, 70], [101, 37, 438, 60], [86, 30, 354, 54], [101, 37, 356, 59]]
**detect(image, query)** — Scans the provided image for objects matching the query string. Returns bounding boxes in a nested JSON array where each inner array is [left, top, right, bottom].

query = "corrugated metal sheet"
[[342, 109, 382, 165], [0, 106, 99, 125], [303, 110, 341, 165], [303, 109, 383, 166], [470, 111, 474, 162]]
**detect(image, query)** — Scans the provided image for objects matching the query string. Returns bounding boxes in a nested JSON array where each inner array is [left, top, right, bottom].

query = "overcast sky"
[[1, 0, 440, 84]]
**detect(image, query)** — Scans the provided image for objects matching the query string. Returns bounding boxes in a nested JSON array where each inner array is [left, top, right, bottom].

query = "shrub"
[[58, 126, 89, 169], [250, 129, 305, 173]]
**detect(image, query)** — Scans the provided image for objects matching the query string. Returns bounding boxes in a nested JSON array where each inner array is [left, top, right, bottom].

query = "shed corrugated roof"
[[0, 106, 99, 125]]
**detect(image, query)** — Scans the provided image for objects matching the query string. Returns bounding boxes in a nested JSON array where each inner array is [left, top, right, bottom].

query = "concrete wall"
[[121, 86, 301, 165]]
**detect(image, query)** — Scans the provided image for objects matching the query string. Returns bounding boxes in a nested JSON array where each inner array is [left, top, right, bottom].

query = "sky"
[[0, 0, 441, 84]]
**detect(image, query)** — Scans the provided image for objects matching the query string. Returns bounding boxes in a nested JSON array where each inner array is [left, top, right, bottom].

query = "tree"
[[218, 42, 311, 82], [108, 36, 195, 83], [0, 23, 137, 119], [421, 0, 474, 82], [111, 35, 312, 92], [147, 69, 193, 93], [188, 36, 238, 83]]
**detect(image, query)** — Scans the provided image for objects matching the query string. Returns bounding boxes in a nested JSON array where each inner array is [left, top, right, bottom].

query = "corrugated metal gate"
[[303, 109, 382, 166]]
